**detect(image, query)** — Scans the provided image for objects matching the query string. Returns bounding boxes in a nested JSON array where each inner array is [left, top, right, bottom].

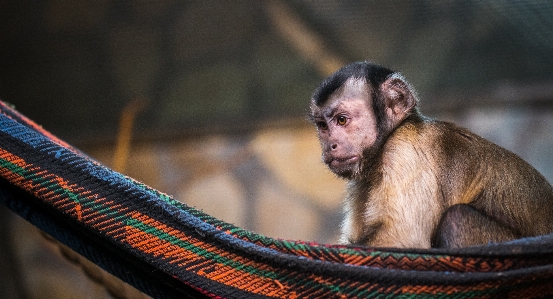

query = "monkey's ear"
[[381, 76, 417, 121]]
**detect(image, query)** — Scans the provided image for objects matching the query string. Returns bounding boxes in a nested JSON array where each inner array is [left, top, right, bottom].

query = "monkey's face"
[[311, 79, 378, 179]]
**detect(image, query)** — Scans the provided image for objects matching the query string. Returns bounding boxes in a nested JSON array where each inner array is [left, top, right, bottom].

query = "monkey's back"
[[420, 119, 553, 237]]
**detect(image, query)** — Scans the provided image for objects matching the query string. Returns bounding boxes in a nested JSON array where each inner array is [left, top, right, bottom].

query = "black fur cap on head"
[[311, 61, 396, 107]]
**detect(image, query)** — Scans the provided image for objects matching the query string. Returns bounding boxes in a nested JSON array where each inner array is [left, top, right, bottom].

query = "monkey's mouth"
[[326, 156, 359, 178], [328, 156, 359, 169]]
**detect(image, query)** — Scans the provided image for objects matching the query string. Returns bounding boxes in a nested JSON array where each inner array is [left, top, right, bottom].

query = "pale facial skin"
[[310, 78, 378, 178]]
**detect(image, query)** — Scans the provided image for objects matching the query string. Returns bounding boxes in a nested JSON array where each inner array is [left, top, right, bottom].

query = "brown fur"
[[344, 115, 553, 248], [311, 68, 553, 248]]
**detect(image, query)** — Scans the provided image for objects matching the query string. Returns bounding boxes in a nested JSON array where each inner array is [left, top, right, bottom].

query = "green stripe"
[[0, 156, 27, 177]]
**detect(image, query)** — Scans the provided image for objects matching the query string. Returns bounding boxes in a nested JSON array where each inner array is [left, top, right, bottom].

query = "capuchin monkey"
[[309, 61, 553, 248]]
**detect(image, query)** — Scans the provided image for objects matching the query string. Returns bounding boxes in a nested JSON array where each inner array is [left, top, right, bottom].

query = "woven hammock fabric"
[[0, 100, 552, 298]]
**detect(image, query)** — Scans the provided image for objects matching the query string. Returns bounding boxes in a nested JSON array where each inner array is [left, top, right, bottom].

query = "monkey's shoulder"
[[388, 118, 515, 167], [397, 118, 494, 149], [425, 119, 522, 158], [400, 118, 551, 186], [390, 118, 478, 147]]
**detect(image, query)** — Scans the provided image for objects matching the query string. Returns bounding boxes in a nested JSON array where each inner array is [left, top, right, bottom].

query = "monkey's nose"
[[331, 144, 338, 150]]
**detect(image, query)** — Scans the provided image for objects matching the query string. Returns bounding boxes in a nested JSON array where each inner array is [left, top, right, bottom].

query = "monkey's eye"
[[316, 121, 328, 130], [336, 116, 347, 126]]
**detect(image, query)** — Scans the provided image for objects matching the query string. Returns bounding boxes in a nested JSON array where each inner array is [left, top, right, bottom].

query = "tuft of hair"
[[311, 61, 396, 107]]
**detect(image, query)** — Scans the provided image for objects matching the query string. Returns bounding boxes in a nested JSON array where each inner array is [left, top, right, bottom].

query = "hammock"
[[0, 100, 552, 299]]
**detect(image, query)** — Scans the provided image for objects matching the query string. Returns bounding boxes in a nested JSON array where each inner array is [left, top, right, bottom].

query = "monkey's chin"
[[328, 158, 360, 179]]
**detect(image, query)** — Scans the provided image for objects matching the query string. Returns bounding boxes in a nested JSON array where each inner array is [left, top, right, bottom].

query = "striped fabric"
[[0, 100, 552, 299]]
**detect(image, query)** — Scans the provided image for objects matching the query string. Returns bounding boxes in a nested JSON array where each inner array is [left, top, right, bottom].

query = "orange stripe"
[[399, 281, 494, 295], [121, 213, 291, 298], [0, 150, 98, 226], [0, 148, 30, 168]]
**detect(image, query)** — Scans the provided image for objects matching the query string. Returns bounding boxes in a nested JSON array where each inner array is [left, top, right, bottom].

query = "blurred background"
[[1, 1, 553, 298]]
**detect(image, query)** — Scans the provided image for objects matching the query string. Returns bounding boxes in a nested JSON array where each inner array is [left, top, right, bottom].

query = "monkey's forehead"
[[320, 79, 370, 105], [316, 77, 370, 104], [336, 77, 371, 97]]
